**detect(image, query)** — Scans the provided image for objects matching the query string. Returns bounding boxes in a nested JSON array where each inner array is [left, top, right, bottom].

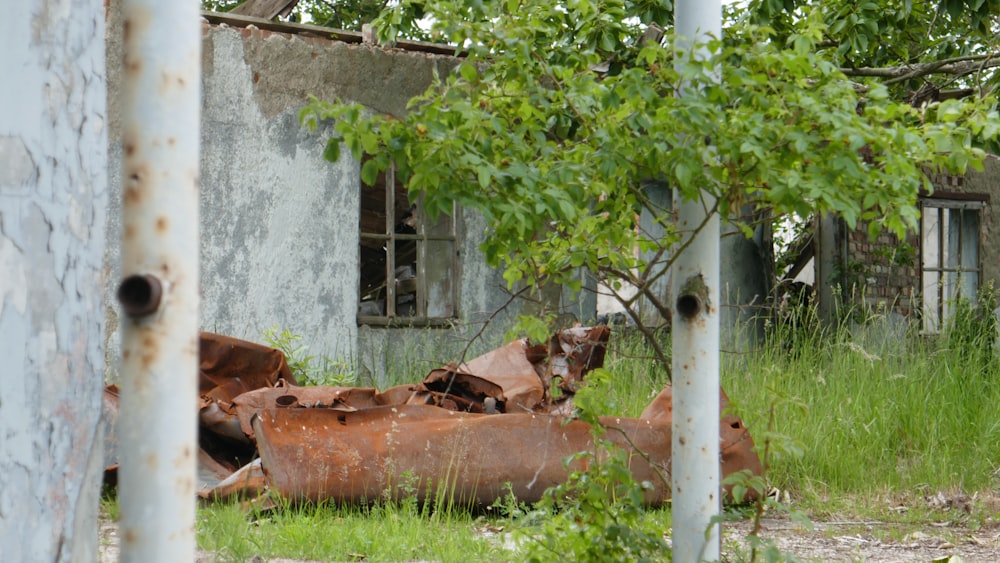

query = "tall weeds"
[[721, 295, 1000, 498]]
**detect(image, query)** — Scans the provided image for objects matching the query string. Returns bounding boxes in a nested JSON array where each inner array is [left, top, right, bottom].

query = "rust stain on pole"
[[676, 274, 709, 320], [118, 0, 201, 560]]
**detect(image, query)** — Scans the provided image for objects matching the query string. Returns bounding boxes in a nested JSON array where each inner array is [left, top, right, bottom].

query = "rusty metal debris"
[[104, 327, 761, 506]]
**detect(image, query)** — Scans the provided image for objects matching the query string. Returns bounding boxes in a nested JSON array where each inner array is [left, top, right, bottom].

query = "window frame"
[[919, 196, 984, 334], [357, 161, 459, 327]]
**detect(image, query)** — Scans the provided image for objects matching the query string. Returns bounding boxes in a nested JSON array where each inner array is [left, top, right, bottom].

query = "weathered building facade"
[[811, 156, 1000, 332], [103, 7, 595, 383]]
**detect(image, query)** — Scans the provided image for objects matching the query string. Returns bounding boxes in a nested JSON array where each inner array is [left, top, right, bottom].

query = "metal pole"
[[672, 1, 722, 561], [117, 0, 201, 560]]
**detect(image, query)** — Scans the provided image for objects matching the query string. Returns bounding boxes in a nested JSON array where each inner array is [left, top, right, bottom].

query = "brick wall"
[[839, 158, 1000, 320], [843, 221, 921, 317]]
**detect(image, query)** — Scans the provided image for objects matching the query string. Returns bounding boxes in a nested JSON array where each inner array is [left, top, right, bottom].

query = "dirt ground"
[[721, 516, 1000, 562], [99, 511, 1000, 562]]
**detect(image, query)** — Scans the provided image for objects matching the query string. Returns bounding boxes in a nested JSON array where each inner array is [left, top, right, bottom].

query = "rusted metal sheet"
[[199, 458, 267, 500], [412, 370, 508, 412], [228, 385, 383, 439], [543, 325, 610, 396], [641, 385, 763, 484], [426, 341, 545, 412], [107, 327, 762, 508], [246, 375, 760, 507], [417, 325, 611, 413], [199, 332, 296, 402], [252, 405, 673, 506], [102, 386, 122, 486]]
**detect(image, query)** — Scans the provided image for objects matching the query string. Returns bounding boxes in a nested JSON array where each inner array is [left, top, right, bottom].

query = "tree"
[[301, 0, 998, 366], [204, 0, 399, 31], [0, 0, 108, 560], [751, 0, 1000, 105]]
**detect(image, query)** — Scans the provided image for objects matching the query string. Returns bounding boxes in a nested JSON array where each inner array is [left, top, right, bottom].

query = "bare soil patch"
[[722, 516, 1000, 562]]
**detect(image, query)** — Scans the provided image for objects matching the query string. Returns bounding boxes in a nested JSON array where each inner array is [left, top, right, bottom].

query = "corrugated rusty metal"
[[108, 326, 762, 509], [252, 405, 673, 506], [199, 332, 297, 401], [641, 386, 763, 485]]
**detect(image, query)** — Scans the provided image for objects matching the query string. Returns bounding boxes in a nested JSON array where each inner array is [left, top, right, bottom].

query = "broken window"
[[920, 198, 983, 333], [358, 160, 457, 325]]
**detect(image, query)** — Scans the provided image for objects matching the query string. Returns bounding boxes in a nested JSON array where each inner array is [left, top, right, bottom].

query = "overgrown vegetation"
[[197, 498, 512, 562], [172, 307, 1000, 561], [732, 295, 1000, 497], [518, 370, 672, 563], [302, 0, 999, 363], [261, 324, 356, 386]]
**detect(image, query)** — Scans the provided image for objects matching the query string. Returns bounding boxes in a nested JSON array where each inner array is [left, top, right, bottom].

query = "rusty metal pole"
[[672, 1, 722, 561], [117, 0, 201, 560]]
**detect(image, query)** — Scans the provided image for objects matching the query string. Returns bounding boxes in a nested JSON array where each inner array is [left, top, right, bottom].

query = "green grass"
[[724, 306, 1000, 500], [187, 308, 1000, 561], [599, 329, 672, 418], [196, 498, 516, 562]]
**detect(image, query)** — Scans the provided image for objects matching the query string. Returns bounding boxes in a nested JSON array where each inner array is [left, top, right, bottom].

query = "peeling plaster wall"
[[104, 8, 549, 382], [0, 0, 108, 560], [196, 29, 360, 359]]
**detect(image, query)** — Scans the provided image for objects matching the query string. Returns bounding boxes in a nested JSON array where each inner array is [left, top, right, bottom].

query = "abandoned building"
[[101, 6, 602, 383], [115, 5, 1000, 385], [100, 4, 784, 383], [793, 156, 1000, 333]]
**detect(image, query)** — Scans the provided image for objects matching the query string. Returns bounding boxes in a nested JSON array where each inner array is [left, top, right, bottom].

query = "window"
[[358, 161, 458, 325], [920, 198, 983, 333]]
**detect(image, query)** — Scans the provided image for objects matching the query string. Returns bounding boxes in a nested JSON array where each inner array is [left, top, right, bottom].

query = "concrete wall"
[[0, 0, 108, 559], [104, 7, 593, 383]]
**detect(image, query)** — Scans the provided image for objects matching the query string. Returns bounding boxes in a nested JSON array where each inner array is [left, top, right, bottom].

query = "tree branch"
[[841, 52, 1000, 85]]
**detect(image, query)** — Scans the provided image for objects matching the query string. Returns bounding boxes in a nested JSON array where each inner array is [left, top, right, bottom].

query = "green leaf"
[[459, 62, 479, 83], [477, 166, 492, 188], [360, 130, 380, 154], [599, 31, 616, 52], [322, 138, 342, 163], [558, 198, 576, 219], [361, 159, 380, 186], [675, 160, 693, 188]]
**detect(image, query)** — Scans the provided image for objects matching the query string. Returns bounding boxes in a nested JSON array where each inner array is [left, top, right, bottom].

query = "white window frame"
[[920, 198, 983, 333]]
